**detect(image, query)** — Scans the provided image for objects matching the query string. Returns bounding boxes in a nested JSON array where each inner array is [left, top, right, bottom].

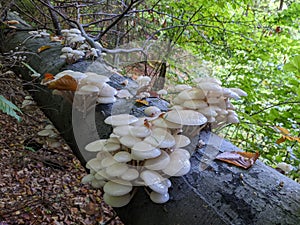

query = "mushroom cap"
[[96, 96, 116, 104], [61, 47, 73, 53], [81, 174, 94, 184], [151, 117, 183, 129], [163, 109, 207, 126], [144, 106, 161, 117], [113, 125, 133, 136], [99, 83, 117, 97], [85, 139, 107, 152], [119, 135, 142, 148], [183, 99, 208, 110], [229, 87, 247, 97], [174, 84, 192, 92], [131, 141, 161, 160], [144, 151, 170, 170], [86, 158, 102, 171], [72, 50, 85, 56], [162, 150, 191, 176], [81, 73, 109, 83], [197, 82, 222, 93], [120, 168, 139, 181], [150, 192, 170, 204], [116, 89, 133, 99], [140, 170, 168, 194], [102, 142, 120, 152], [103, 180, 132, 196], [174, 135, 191, 148], [104, 114, 138, 126], [91, 179, 106, 188], [197, 107, 218, 117], [103, 193, 131, 207], [144, 127, 175, 148], [177, 88, 206, 100], [113, 151, 132, 163], [69, 28, 81, 34], [106, 163, 128, 177], [101, 157, 117, 168], [70, 36, 86, 43]]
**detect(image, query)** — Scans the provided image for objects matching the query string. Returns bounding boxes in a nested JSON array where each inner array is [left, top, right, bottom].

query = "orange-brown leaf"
[[47, 75, 78, 91], [37, 45, 51, 53], [135, 99, 149, 106], [4, 20, 20, 25], [275, 126, 290, 135], [216, 151, 260, 169], [276, 136, 286, 144]]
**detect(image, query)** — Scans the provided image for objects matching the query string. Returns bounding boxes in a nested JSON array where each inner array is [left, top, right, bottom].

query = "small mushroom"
[[144, 128, 175, 148], [104, 114, 138, 126], [144, 106, 161, 117], [106, 163, 128, 177], [113, 151, 132, 163], [121, 169, 139, 181], [150, 191, 170, 204], [144, 151, 170, 170], [85, 139, 107, 152], [103, 180, 132, 196], [163, 109, 207, 126], [103, 193, 131, 207]]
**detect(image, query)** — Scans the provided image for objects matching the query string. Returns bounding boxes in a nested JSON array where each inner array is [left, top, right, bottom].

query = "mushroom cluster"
[[82, 108, 208, 207], [59, 28, 101, 62], [41, 70, 118, 110], [171, 77, 247, 128]]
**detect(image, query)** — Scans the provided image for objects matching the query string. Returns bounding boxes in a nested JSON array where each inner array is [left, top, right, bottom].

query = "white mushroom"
[[150, 192, 170, 204], [144, 128, 175, 148], [97, 97, 117, 104], [103, 193, 131, 207], [174, 135, 191, 148], [85, 139, 107, 152], [103, 180, 132, 196], [86, 158, 102, 171], [120, 135, 142, 148], [121, 169, 139, 181], [144, 106, 161, 117], [140, 170, 168, 194], [113, 151, 132, 163], [104, 114, 138, 126], [174, 84, 192, 92], [163, 109, 207, 126], [162, 150, 191, 176], [177, 88, 206, 100], [106, 163, 128, 177], [144, 151, 170, 170], [116, 89, 133, 99], [98, 83, 117, 97], [131, 141, 161, 160]]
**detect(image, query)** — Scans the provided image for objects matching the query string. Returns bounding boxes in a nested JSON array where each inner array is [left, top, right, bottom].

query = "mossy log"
[[1, 12, 300, 225]]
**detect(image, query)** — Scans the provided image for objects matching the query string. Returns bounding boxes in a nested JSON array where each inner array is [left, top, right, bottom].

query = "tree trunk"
[[1, 12, 300, 225]]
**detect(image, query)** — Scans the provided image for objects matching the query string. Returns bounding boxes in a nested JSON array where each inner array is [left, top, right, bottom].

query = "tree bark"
[[1, 12, 300, 225]]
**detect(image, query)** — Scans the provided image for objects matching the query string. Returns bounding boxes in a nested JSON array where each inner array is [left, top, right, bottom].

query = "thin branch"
[[96, 0, 144, 40], [250, 101, 300, 116]]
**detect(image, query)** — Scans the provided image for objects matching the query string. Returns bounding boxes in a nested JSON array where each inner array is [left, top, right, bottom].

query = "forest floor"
[[0, 66, 123, 224]]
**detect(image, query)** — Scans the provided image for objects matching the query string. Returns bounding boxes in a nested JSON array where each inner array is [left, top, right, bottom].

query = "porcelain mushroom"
[[163, 109, 207, 126], [103, 180, 132, 196], [150, 191, 170, 204], [104, 114, 138, 126], [103, 193, 131, 207], [144, 151, 170, 170]]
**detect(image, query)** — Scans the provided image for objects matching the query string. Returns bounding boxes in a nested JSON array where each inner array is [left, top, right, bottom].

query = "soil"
[[0, 66, 123, 224]]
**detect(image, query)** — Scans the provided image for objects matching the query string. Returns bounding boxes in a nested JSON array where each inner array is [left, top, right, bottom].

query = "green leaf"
[[0, 95, 22, 122], [284, 55, 300, 74]]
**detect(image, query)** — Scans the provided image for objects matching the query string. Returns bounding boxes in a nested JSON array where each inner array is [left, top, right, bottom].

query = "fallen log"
[[1, 12, 300, 225]]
